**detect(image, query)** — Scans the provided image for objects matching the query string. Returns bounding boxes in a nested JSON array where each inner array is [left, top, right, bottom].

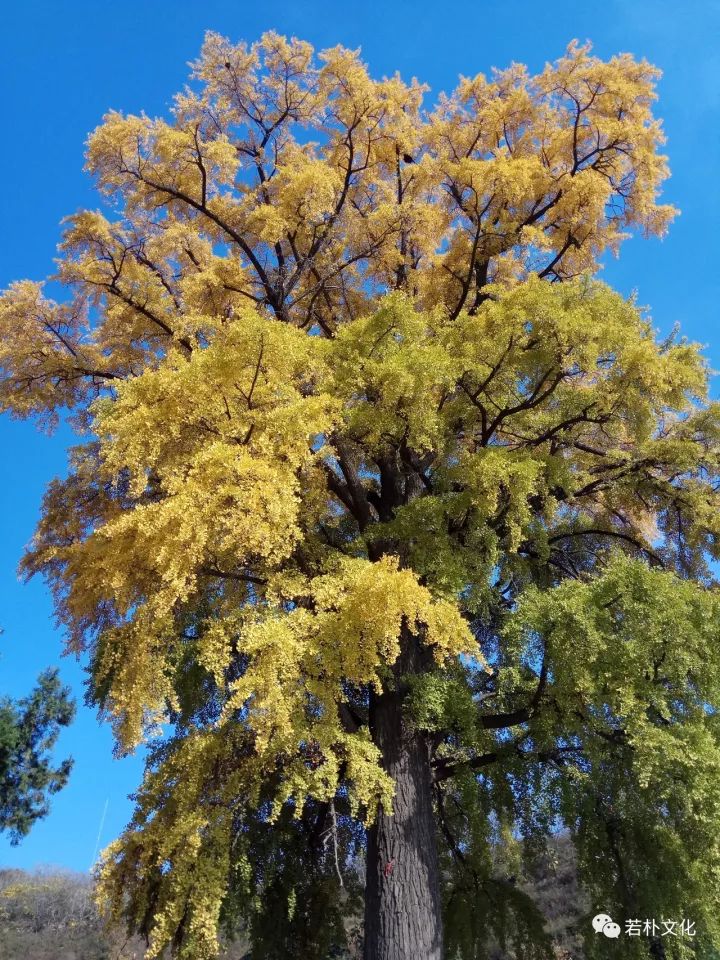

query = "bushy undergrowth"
[[0, 836, 584, 960]]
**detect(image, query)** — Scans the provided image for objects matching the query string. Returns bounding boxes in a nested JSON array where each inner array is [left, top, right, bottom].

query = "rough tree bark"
[[363, 629, 443, 960]]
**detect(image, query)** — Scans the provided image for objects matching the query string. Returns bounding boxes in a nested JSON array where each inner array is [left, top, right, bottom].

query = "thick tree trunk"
[[363, 634, 443, 960]]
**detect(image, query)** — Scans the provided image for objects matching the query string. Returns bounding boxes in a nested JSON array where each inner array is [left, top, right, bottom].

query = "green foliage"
[[222, 801, 364, 960], [1, 30, 718, 960], [0, 669, 74, 843]]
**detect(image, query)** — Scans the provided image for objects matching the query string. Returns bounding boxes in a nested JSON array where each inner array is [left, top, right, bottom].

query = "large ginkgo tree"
[[2, 32, 719, 960]]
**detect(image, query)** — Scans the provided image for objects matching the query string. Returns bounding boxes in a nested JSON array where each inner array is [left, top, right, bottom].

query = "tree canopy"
[[1, 31, 718, 960], [0, 669, 74, 844]]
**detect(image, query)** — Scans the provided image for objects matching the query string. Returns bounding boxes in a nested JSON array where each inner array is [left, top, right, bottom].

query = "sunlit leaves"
[[0, 28, 716, 960]]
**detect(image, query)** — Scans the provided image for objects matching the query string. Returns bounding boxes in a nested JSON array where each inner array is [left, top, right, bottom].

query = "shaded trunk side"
[[363, 634, 443, 960]]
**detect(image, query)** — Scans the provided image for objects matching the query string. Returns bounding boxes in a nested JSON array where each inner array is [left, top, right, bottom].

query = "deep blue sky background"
[[1, 0, 718, 872]]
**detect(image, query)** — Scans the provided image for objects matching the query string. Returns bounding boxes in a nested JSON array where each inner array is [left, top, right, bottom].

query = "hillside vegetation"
[[0, 836, 584, 959]]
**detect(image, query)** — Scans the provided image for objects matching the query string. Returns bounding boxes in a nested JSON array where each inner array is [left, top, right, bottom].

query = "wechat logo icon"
[[593, 913, 621, 939]]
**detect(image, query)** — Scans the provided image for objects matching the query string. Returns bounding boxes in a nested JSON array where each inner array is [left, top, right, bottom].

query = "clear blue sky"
[[1, 0, 718, 872]]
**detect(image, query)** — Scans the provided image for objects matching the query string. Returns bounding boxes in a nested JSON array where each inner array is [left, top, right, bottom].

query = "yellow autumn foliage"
[[3, 30, 719, 960]]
